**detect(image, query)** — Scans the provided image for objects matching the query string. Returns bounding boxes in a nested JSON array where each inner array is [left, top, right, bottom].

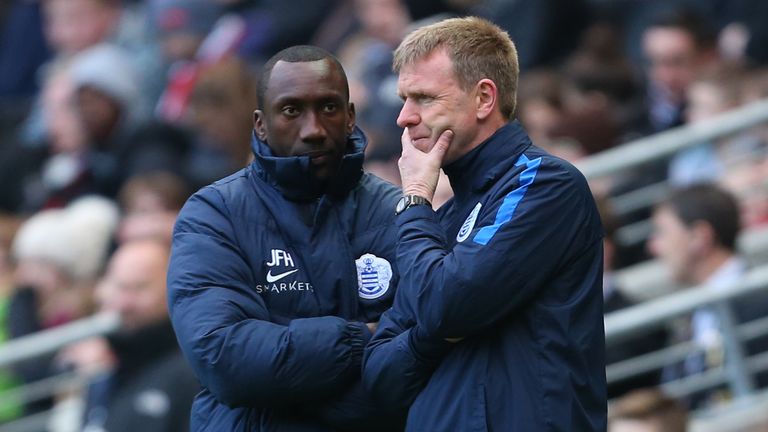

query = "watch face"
[[395, 196, 409, 214]]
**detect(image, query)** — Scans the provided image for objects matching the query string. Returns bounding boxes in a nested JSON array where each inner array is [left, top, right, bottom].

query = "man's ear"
[[254, 109, 268, 141], [347, 103, 356, 135], [690, 220, 715, 254], [475, 79, 498, 121]]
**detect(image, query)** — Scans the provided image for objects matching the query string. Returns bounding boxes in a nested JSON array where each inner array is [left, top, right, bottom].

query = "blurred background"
[[1, 0, 768, 431]]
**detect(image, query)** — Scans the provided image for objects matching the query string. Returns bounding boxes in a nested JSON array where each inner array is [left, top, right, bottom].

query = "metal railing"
[[575, 98, 768, 251], [0, 313, 120, 369], [0, 313, 120, 431], [606, 264, 768, 403], [614, 224, 768, 302], [576, 98, 768, 181]]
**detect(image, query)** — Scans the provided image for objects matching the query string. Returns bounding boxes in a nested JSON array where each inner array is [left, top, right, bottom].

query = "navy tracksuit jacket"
[[363, 121, 608, 431], [167, 128, 405, 431]]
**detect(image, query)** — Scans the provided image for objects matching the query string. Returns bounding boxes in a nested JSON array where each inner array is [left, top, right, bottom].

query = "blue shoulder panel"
[[473, 154, 542, 245]]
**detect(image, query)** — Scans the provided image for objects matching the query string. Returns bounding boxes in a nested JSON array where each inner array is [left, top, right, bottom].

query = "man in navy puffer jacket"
[[167, 45, 404, 431]]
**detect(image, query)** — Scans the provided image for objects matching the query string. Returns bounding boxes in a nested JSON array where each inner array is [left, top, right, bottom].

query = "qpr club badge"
[[355, 253, 392, 300], [456, 202, 482, 242]]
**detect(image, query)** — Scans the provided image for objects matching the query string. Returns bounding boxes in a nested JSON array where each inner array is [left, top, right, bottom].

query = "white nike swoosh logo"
[[265, 269, 299, 283]]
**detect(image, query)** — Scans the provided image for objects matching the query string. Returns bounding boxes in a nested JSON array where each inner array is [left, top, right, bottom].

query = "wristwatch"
[[395, 195, 432, 215]]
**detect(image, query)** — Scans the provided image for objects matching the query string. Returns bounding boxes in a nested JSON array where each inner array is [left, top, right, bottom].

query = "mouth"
[[301, 150, 333, 165], [410, 136, 432, 150]]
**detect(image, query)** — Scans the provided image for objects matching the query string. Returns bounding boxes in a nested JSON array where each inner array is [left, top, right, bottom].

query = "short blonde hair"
[[394, 16, 519, 119]]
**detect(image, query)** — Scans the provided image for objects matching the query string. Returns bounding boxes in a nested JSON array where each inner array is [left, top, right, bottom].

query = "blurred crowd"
[[1, 0, 768, 430]]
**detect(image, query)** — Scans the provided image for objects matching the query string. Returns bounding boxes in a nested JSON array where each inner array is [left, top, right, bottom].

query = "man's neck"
[[692, 249, 738, 285], [460, 115, 508, 160]]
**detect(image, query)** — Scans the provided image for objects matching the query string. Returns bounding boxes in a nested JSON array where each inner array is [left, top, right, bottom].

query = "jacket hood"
[[250, 126, 367, 200]]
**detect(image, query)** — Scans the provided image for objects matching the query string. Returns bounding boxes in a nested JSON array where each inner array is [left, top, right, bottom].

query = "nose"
[[396, 99, 420, 128], [300, 110, 326, 142]]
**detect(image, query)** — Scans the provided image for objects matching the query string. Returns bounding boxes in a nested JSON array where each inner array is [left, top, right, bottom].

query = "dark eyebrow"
[[273, 91, 346, 106]]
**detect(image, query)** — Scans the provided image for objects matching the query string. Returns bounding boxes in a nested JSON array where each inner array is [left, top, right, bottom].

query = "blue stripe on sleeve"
[[473, 154, 542, 245]]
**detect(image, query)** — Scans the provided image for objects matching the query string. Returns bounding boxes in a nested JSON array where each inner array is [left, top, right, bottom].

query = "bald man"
[[97, 240, 171, 331], [77, 239, 200, 432]]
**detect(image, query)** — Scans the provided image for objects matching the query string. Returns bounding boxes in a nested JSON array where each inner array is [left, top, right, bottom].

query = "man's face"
[[396, 49, 479, 165], [76, 86, 121, 143], [254, 59, 355, 182], [642, 27, 700, 104], [647, 206, 696, 284], [43, 0, 118, 55], [355, 0, 410, 46], [97, 242, 169, 331], [43, 72, 87, 153]]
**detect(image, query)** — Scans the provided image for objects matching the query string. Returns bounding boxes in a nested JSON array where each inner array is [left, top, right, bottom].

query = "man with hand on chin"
[[167, 45, 404, 431], [363, 17, 607, 431]]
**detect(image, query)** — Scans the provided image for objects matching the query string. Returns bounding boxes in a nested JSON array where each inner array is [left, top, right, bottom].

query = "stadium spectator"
[[470, 0, 591, 71], [7, 196, 118, 415], [648, 184, 768, 408], [66, 43, 200, 199], [668, 65, 745, 186], [720, 68, 768, 229], [337, 0, 414, 161], [149, 0, 222, 63], [641, 8, 720, 134], [0, 214, 22, 422], [608, 388, 687, 432], [19, 0, 137, 146], [557, 22, 642, 154], [116, 171, 190, 244], [183, 56, 256, 189], [515, 68, 566, 149], [0, 63, 90, 213], [59, 239, 199, 432]]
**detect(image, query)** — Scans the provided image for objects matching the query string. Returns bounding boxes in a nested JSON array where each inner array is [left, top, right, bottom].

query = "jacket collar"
[[107, 320, 179, 377], [250, 126, 367, 201], [443, 120, 532, 202]]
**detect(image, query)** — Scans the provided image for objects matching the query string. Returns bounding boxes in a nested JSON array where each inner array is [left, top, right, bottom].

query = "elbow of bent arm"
[[194, 352, 272, 407], [362, 342, 421, 410], [410, 273, 467, 339], [362, 361, 416, 410], [361, 352, 390, 403], [205, 374, 253, 407], [413, 277, 479, 339], [188, 333, 286, 407], [415, 302, 463, 340], [199, 356, 295, 407]]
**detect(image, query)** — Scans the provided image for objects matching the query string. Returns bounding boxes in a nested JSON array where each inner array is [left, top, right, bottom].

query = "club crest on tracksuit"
[[355, 253, 392, 299], [456, 202, 482, 242]]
